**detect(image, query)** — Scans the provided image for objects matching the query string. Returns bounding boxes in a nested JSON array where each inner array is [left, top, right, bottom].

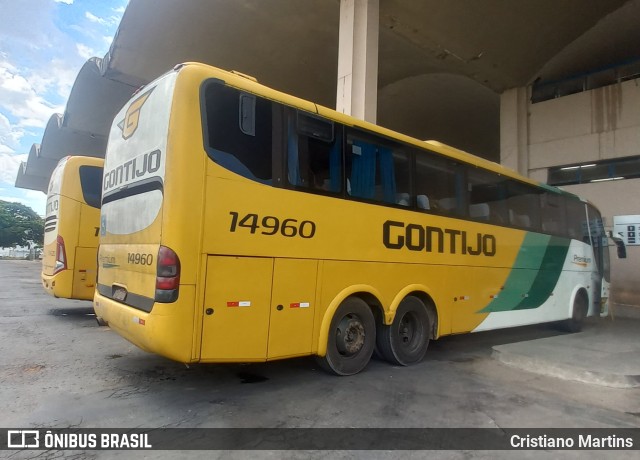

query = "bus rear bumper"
[[93, 287, 197, 363], [41, 271, 72, 298]]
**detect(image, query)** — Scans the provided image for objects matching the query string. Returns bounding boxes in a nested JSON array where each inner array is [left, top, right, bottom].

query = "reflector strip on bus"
[[227, 301, 251, 307], [290, 302, 310, 308]]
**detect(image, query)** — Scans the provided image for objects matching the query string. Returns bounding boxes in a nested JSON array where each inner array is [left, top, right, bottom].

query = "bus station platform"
[[492, 305, 640, 388]]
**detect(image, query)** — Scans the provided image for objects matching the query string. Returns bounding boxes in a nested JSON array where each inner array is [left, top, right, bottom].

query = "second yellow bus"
[[42, 156, 103, 300]]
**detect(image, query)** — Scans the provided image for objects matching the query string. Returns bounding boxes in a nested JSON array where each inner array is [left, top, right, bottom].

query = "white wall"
[[501, 77, 640, 306]]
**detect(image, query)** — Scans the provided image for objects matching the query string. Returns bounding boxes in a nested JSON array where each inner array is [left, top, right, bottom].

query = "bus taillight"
[[54, 235, 67, 274], [155, 245, 180, 303]]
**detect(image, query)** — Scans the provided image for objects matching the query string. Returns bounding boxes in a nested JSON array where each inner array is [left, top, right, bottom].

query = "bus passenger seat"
[[438, 197, 456, 211], [417, 194, 430, 210], [509, 210, 531, 228], [397, 193, 410, 206], [469, 203, 490, 220]]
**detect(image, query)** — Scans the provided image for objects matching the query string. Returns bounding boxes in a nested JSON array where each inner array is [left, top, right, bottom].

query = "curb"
[[492, 346, 640, 389], [611, 304, 640, 320]]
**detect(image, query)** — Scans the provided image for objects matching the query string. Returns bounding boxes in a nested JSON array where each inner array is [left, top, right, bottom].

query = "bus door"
[[586, 205, 610, 313], [201, 257, 317, 360]]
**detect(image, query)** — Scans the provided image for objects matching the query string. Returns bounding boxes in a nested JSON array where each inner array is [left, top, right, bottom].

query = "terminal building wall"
[[501, 77, 640, 307]]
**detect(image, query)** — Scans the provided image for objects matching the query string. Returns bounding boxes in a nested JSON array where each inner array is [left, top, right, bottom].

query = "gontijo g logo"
[[117, 87, 154, 140]]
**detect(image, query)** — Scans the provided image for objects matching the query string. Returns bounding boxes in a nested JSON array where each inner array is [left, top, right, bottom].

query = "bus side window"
[[565, 199, 587, 241], [287, 111, 342, 193], [415, 153, 458, 214], [506, 181, 542, 231], [387, 148, 410, 206], [467, 167, 508, 225], [345, 133, 410, 206], [348, 138, 377, 200], [203, 83, 273, 184], [540, 192, 566, 235]]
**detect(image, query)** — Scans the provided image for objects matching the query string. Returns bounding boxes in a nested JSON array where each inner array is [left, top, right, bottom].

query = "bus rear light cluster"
[[155, 245, 180, 303], [54, 235, 67, 274]]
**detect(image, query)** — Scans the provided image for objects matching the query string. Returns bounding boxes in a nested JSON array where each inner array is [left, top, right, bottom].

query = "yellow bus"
[[94, 62, 611, 375], [42, 156, 103, 300]]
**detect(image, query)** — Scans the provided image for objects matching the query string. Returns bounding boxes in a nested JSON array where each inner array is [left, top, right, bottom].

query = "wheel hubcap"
[[336, 314, 365, 356], [399, 313, 416, 344]]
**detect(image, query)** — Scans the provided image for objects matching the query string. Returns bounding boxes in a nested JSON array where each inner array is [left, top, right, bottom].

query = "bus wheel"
[[317, 297, 376, 376], [96, 316, 108, 327], [563, 291, 588, 333], [377, 296, 430, 366]]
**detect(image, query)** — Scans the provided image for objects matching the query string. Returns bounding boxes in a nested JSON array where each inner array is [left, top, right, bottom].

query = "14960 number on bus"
[[229, 212, 316, 239]]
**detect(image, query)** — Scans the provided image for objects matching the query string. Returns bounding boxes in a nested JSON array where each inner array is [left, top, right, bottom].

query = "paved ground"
[[493, 312, 640, 389], [1, 259, 639, 459]]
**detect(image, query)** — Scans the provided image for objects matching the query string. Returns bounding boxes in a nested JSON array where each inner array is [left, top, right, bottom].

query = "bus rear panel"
[[42, 156, 103, 300]]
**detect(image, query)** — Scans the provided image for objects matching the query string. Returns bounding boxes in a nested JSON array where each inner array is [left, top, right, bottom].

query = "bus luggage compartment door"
[[72, 246, 98, 300], [267, 258, 318, 359], [201, 256, 273, 361]]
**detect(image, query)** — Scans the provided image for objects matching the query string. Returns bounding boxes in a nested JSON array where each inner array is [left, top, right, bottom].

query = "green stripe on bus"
[[514, 236, 570, 310], [479, 233, 570, 313]]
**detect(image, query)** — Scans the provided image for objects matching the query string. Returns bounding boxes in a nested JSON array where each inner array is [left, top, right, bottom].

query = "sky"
[[0, 0, 128, 215]]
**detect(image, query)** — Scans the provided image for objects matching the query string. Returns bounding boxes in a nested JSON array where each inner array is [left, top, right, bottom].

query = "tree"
[[0, 200, 44, 249]]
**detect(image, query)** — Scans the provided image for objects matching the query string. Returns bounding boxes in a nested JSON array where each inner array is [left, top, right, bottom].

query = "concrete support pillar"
[[336, 0, 379, 123], [500, 87, 529, 176]]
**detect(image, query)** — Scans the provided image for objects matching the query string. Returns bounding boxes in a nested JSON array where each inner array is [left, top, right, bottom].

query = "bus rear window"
[[203, 82, 273, 183], [79, 165, 103, 209]]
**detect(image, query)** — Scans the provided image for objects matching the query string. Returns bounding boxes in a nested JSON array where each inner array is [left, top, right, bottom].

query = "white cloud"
[[0, 58, 65, 129], [0, 153, 46, 216], [0, 152, 27, 184], [1, 69, 31, 93], [27, 58, 78, 99], [0, 113, 23, 153], [0, 195, 28, 205], [0, 0, 126, 216], [85, 11, 106, 24], [85, 11, 120, 27], [0, 0, 63, 52], [76, 43, 96, 60]]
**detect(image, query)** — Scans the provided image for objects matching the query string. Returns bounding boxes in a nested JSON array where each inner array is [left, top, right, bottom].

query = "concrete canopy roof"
[[17, 0, 640, 192]]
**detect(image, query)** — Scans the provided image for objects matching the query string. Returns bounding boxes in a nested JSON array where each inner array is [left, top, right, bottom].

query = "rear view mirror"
[[607, 231, 627, 259]]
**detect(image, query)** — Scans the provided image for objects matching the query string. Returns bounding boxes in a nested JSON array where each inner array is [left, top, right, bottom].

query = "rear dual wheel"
[[377, 296, 431, 366]]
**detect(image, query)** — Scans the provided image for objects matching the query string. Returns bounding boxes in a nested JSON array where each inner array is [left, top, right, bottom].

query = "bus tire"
[[377, 296, 430, 366], [316, 297, 376, 376], [96, 316, 108, 327], [562, 290, 588, 333]]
